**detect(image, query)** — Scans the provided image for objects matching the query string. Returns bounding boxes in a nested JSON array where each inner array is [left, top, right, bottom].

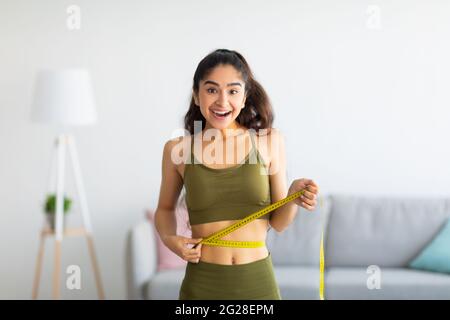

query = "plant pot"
[[46, 214, 67, 231]]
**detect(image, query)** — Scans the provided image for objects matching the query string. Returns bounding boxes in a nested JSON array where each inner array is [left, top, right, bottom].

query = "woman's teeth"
[[212, 110, 231, 118]]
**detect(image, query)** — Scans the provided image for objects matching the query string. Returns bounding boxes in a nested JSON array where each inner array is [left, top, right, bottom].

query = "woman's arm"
[[154, 138, 184, 243], [268, 129, 318, 233], [154, 137, 203, 263], [267, 129, 297, 233]]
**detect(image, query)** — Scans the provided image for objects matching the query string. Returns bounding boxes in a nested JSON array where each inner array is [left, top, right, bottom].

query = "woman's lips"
[[211, 110, 232, 120]]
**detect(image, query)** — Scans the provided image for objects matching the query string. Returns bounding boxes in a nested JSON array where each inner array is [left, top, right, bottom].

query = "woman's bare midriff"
[[191, 219, 270, 265]]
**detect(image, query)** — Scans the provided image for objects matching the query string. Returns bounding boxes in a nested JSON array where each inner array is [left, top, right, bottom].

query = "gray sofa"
[[126, 194, 450, 300]]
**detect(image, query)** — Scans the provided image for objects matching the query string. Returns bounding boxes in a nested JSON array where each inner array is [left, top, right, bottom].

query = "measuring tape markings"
[[197, 190, 306, 247], [192, 188, 325, 300]]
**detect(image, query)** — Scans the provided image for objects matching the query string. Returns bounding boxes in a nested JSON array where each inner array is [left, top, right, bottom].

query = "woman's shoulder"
[[163, 135, 192, 167], [253, 127, 284, 167], [163, 134, 193, 149]]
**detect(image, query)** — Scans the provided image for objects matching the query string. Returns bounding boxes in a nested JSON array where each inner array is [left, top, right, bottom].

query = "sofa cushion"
[[273, 266, 322, 300], [325, 267, 450, 300], [267, 195, 331, 266], [326, 195, 450, 268], [409, 217, 450, 274], [146, 268, 186, 300]]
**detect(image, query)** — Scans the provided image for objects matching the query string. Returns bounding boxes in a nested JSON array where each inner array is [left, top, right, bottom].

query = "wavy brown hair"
[[183, 49, 274, 136]]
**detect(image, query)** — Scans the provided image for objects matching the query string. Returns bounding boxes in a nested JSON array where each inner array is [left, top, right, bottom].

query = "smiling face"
[[193, 64, 247, 133]]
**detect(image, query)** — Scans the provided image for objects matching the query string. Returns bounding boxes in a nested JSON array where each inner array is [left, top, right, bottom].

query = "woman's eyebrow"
[[203, 80, 242, 87]]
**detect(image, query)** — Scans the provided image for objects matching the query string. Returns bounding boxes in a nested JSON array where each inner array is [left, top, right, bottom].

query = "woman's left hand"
[[288, 179, 319, 210]]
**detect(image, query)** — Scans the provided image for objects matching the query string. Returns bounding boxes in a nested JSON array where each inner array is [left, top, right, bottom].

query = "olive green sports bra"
[[183, 131, 272, 225]]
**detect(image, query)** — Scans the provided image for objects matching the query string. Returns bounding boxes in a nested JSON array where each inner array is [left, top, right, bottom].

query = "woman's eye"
[[206, 88, 239, 94]]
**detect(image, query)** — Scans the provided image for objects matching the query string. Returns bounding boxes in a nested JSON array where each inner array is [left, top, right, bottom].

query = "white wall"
[[1, 0, 449, 299]]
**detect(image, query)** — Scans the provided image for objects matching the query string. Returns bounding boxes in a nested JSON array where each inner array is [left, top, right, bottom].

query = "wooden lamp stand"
[[32, 134, 105, 300]]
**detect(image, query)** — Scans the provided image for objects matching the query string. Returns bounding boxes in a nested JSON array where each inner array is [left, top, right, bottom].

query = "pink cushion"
[[146, 202, 192, 271]]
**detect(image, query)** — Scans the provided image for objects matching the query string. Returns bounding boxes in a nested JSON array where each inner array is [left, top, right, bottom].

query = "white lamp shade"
[[31, 69, 97, 126]]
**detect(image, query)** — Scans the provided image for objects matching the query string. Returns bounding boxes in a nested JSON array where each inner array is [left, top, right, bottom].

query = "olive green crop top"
[[183, 131, 272, 225]]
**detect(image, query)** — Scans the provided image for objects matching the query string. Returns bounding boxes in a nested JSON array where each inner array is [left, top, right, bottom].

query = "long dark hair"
[[183, 49, 274, 136]]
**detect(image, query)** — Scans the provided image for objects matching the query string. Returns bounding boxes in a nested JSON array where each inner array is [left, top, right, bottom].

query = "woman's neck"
[[203, 121, 247, 140]]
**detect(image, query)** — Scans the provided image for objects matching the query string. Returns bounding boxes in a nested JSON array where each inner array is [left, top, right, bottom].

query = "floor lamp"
[[30, 69, 105, 299]]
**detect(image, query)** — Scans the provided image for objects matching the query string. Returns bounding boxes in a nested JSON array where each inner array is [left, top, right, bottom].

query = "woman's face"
[[194, 64, 247, 131]]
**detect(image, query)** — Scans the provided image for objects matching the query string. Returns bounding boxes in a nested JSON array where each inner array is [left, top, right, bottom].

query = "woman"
[[155, 49, 319, 300]]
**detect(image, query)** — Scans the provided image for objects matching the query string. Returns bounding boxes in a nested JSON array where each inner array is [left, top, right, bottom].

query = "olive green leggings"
[[179, 252, 281, 300]]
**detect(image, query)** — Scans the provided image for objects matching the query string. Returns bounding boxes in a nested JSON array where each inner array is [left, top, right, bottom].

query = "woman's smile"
[[210, 109, 232, 120]]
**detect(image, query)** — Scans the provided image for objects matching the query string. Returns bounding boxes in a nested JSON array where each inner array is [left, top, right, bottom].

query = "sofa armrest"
[[125, 220, 158, 300]]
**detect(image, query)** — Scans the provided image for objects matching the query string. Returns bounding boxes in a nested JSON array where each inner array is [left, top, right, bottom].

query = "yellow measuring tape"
[[193, 189, 326, 300]]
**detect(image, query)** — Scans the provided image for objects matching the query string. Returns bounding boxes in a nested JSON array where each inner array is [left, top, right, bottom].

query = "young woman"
[[155, 49, 319, 300]]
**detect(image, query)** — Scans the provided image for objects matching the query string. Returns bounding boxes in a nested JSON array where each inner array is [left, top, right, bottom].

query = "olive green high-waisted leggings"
[[179, 252, 281, 300]]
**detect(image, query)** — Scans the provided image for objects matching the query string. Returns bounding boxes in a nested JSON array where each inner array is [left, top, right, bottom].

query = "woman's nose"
[[216, 92, 228, 106]]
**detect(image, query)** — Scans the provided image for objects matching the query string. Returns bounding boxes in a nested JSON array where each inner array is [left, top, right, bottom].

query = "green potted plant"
[[44, 194, 72, 230]]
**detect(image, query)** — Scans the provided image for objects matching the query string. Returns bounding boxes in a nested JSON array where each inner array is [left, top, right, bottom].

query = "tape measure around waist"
[[196, 189, 306, 248], [192, 188, 326, 300]]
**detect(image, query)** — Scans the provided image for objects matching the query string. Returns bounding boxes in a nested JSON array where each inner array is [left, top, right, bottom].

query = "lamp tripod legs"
[[32, 134, 105, 299], [52, 239, 62, 299], [32, 232, 45, 299], [86, 234, 105, 299]]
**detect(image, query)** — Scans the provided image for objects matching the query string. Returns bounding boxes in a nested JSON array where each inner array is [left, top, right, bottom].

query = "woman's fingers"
[[300, 191, 317, 208], [187, 254, 201, 263], [184, 246, 201, 255], [302, 190, 316, 200], [301, 201, 316, 211], [184, 238, 202, 244], [185, 252, 201, 259], [306, 184, 319, 193], [302, 199, 317, 207], [183, 242, 202, 263], [305, 179, 318, 188], [183, 250, 201, 260], [295, 179, 319, 210], [301, 190, 317, 205]]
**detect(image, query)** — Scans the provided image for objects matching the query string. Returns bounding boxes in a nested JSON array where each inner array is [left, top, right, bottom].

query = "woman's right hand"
[[162, 235, 203, 263]]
